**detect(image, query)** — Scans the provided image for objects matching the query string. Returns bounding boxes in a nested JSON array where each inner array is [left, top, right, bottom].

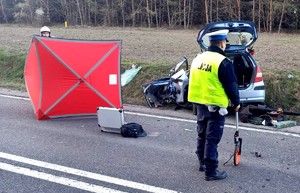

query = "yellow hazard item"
[[188, 51, 229, 108]]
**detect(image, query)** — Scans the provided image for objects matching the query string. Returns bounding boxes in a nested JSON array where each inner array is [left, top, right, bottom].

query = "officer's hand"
[[234, 105, 240, 112]]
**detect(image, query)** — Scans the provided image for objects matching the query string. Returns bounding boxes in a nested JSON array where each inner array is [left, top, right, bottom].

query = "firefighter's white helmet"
[[40, 26, 50, 33]]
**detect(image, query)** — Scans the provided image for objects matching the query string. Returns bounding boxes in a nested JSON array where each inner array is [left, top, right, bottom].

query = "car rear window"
[[201, 31, 253, 47], [227, 32, 252, 46]]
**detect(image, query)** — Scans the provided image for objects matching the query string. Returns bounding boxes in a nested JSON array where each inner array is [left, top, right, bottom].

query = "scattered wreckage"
[[141, 56, 191, 109], [240, 105, 299, 128]]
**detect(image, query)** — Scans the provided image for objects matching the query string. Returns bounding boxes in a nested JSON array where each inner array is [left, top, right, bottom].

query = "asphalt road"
[[0, 92, 299, 193]]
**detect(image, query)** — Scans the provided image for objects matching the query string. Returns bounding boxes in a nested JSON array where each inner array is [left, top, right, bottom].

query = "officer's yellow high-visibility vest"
[[188, 51, 229, 108]]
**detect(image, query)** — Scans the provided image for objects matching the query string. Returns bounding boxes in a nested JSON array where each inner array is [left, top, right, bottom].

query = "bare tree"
[[90, 0, 98, 25], [183, 0, 186, 28], [269, 0, 273, 32], [177, 0, 185, 25], [252, 0, 255, 22], [13, 0, 38, 24], [104, 0, 110, 26], [61, 0, 70, 24], [131, 0, 136, 27], [167, 0, 180, 27], [76, 0, 83, 25], [187, 0, 192, 28], [158, 0, 163, 26], [154, 0, 159, 28], [40, 0, 50, 22], [278, 0, 288, 34], [237, 0, 241, 20], [120, 0, 126, 27], [204, 0, 209, 24], [216, 0, 219, 21], [182, 0, 192, 29], [209, 0, 212, 22], [167, 0, 171, 27], [0, 0, 8, 23], [56, 0, 80, 26], [261, 0, 269, 32], [258, 0, 261, 32], [146, 0, 151, 28], [2, 0, 299, 31]]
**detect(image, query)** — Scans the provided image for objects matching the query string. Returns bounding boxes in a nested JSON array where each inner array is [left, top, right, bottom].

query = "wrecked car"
[[141, 56, 191, 109], [142, 20, 265, 111]]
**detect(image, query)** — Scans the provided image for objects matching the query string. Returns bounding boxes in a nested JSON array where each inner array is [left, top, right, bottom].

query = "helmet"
[[40, 26, 50, 33]]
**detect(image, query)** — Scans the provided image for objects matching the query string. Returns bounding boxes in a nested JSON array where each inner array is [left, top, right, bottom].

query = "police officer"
[[188, 29, 240, 181], [40, 26, 51, 37]]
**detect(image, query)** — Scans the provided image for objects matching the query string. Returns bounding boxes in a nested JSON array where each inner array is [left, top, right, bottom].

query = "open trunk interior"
[[229, 54, 254, 89]]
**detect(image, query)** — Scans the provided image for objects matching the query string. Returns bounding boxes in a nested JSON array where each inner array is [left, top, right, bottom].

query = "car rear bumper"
[[239, 82, 265, 104]]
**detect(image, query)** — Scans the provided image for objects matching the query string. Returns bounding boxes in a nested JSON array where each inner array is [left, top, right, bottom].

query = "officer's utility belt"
[[207, 105, 228, 116]]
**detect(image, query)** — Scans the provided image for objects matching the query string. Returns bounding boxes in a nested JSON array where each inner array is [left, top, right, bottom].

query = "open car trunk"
[[228, 54, 254, 89], [196, 20, 258, 90]]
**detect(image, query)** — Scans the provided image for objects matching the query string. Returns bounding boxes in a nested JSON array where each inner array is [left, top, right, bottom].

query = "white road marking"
[[126, 111, 196, 123], [224, 124, 300, 138], [0, 162, 126, 193], [0, 152, 180, 193], [0, 94, 30, 101], [126, 112, 300, 138], [1, 93, 299, 138]]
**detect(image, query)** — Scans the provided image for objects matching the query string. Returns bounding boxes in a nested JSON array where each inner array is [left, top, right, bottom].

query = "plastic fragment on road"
[[121, 65, 142, 87], [273, 120, 297, 129]]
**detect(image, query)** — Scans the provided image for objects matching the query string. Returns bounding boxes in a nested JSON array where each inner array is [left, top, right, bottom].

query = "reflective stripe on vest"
[[188, 51, 229, 107]]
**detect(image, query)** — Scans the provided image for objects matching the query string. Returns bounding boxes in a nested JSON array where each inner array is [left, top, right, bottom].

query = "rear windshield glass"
[[201, 32, 253, 47]]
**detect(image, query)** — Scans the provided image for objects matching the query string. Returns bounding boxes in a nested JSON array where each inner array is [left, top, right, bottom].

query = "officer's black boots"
[[205, 170, 227, 181]]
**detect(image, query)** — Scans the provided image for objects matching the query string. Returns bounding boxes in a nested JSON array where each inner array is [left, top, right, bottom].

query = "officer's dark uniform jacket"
[[188, 45, 240, 175]]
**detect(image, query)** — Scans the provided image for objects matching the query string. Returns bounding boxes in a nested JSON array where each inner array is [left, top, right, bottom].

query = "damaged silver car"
[[142, 21, 265, 111], [197, 20, 265, 105]]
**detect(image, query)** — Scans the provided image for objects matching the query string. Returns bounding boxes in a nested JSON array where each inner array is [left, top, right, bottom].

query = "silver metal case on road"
[[97, 107, 124, 133]]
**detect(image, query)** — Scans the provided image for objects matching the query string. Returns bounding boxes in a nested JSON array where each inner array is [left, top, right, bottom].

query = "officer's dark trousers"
[[195, 104, 225, 175]]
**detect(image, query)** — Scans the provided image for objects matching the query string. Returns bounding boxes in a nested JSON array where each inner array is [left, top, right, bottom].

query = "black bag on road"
[[120, 123, 147, 138]]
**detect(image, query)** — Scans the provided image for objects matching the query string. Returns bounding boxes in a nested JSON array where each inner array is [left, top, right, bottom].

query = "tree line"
[[0, 0, 299, 32]]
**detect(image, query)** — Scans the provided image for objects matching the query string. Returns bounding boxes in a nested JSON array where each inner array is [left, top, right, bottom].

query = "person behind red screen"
[[40, 26, 51, 37]]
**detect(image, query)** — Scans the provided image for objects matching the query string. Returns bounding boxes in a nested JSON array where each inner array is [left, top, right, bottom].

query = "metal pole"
[[236, 111, 239, 132]]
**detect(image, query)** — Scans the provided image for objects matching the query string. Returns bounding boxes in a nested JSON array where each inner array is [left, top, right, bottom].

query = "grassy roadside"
[[1, 49, 300, 123], [0, 49, 26, 89], [263, 71, 300, 122]]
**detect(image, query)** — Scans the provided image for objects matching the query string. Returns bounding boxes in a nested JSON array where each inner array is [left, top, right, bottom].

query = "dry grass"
[[1, 24, 299, 73]]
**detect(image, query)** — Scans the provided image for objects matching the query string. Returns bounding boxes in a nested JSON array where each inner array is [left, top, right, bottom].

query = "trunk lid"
[[197, 20, 258, 52]]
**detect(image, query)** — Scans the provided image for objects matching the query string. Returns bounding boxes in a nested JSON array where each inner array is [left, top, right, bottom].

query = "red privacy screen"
[[24, 35, 122, 120]]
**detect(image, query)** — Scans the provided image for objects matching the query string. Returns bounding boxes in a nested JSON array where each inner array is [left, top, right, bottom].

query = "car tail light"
[[248, 47, 255, 56], [254, 66, 263, 83]]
